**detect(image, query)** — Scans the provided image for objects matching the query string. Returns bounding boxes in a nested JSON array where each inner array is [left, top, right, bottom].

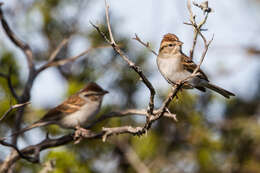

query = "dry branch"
[[90, 109, 177, 127], [115, 141, 151, 173], [0, 67, 19, 101], [0, 3, 37, 145], [186, 0, 212, 59], [90, 0, 182, 138], [0, 3, 34, 72], [0, 102, 30, 122], [37, 45, 109, 74], [133, 34, 158, 56], [91, 4, 156, 116]]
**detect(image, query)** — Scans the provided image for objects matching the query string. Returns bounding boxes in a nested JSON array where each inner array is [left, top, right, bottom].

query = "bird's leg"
[[74, 124, 91, 144]]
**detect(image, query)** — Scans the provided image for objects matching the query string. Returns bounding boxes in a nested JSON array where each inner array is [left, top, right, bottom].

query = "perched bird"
[[156, 33, 235, 98], [6, 82, 108, 138]]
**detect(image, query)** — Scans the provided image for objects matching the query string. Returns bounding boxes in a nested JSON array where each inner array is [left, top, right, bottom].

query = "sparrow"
[[6, 82, 108, 138], [156, 33, 235, 98]]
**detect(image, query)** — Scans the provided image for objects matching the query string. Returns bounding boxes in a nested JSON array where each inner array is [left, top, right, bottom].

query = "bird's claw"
[[74, 126, 91, 144]]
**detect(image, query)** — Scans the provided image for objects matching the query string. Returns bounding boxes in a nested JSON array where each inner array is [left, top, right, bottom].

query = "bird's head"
[[159, 33, 183, 56]]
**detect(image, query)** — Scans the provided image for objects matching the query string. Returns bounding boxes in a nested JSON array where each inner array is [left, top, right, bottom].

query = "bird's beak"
[[102, 90, 109, 95], [177, 41, 183, 46]]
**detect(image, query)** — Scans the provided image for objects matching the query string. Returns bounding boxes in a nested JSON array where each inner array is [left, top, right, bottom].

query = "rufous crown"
[[81, 82, 106, 93], [161, 33, 180, 44]]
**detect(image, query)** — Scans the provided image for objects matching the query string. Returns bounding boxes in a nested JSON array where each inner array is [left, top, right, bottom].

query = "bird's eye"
[[84, 93, 94, 97], [168, 44, 175, 47]]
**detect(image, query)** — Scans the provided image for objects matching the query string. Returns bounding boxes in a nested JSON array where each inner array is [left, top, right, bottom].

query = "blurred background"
[[0, 0, 260, 172]]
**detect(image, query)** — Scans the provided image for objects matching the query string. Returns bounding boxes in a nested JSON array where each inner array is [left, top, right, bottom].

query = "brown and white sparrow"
[[7, 82, 108, 137], [157, 33, 235, 98]]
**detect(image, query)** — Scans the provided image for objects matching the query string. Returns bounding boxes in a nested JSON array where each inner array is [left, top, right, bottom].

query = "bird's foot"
[[74, 125, 91, 144]]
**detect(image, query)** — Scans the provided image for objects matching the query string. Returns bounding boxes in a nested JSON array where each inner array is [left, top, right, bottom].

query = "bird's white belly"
[[157, 57, 190, 83], [60, 102, 100, 128]]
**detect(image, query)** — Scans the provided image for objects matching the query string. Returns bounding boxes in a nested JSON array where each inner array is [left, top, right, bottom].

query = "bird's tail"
[[0, 121, 51, 141], [203, 83, 235, 99]]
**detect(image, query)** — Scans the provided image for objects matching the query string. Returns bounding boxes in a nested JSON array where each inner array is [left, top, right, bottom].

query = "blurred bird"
[[156, 33, 235, 98], [4, 82, 108, 139]]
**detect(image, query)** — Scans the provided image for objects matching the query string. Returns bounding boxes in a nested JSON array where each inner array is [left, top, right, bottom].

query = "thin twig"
[[193, 1, 213, 14], [186, 0, 211, 59], [102, 126, 143, 142], [0, 68, 19, 101], [133, 34, 158, 56], [193, 34, 214, 73], [0, 102, 30, 122], [39, 160, 56, 173], [0, 3, 35, 72], [37, 45, 109, 74], [7, 67, 19, 101], [92, 1, 156, 116], [0, 3, 37, 146], [90, 109, 177, 128], [48, 37, 70, 62], [104, 0, 115, 44], [0, 140, 38, 163], [115, 141, 151, 173]]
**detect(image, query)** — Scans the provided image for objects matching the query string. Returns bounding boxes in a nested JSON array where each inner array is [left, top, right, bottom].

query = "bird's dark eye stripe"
[[84, 93, 95, 97], [84, 93, 104, 97], [159, 44, 175, 52]]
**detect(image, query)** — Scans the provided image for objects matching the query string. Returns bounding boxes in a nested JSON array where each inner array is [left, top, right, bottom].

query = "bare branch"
[[0, 68, 19, 101], [92, 1, 156, 116], [193, 34, 214, 73], [133, 34, 158, 56], [90, 109, 177, 127], [0, 125, 148, 172], [0, 3, 37, 146], [115, 141, 151, 173], [104, 0, 115, 44], [186, 0, 212, 59], [0, 134, 74, 173], [39, 160, 56, 173], [37, 45, 109, 74], [140, 84, 182, 134], [193, 0, 213, 14], [0, 102, 30, 122], [102, 126, 143, 142], [0, 3, 35, 72], [48, 37, 70, 62], [0, 140, 38, 163]]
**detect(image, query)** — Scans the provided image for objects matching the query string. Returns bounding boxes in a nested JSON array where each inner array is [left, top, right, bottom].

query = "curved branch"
[[0, 102, 30, 122], [91, 1, 155, 116], [0, 3, 34, 72], [133, 34, 158, 56]]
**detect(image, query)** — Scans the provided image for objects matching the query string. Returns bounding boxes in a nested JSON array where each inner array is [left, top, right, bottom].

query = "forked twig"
[[37, 45, 109, 74], [133, 34, 158, 56], [91, 0, 155, 116], [186, 0, 212, 59], [0, 102, 30, 122], [48, 37, 70, 62]]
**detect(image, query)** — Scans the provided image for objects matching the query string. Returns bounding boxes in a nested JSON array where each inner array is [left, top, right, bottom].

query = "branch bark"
[[0, 102, 30, 122]]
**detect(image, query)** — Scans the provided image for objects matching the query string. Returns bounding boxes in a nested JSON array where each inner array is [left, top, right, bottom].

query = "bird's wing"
[[181, 54, 209, 82], [40, 95, 86, 122]]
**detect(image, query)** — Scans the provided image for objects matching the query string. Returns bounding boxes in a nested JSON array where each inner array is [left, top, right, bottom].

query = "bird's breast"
[[60, 101, 101, 128], [157, 56, 190, 83]]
